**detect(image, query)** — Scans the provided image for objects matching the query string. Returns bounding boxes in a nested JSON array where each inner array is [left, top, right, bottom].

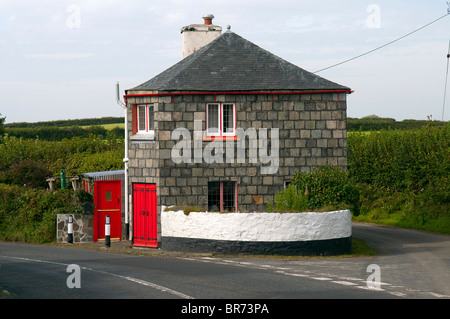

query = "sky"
[[1, 0, 449, 124]]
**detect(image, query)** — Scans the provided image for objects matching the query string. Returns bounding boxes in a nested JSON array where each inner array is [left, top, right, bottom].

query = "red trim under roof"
[[123, 90, 354, 105]]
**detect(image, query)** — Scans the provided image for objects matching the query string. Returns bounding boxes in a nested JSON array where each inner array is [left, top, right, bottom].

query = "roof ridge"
[[129, 33, 227, 92]]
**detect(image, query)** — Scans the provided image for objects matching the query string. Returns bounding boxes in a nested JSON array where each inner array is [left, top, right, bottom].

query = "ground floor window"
[[207, 181, 237, 212]]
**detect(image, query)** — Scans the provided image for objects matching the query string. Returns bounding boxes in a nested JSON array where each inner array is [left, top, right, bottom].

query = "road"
[[1, 222, 449, 304]]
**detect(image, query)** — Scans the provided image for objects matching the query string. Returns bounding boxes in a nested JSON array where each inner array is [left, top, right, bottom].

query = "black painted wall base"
[[161, 236, 352, 256]]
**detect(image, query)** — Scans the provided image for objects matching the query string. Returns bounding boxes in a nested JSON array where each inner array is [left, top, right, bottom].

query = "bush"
[[274, 184, 308, 212], [0, 184, 93, 243], [0, 161, 52, 188], [272, 166, 360, 215]]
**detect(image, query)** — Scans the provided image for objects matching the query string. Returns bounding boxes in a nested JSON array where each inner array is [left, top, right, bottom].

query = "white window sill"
[[131, 131, 155, 141]]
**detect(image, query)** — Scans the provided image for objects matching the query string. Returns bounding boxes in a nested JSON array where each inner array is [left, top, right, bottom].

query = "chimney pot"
[[203, 14, 214, 25]]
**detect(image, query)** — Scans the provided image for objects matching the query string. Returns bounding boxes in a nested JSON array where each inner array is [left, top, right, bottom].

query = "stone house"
[[122, 15, 352, 247]]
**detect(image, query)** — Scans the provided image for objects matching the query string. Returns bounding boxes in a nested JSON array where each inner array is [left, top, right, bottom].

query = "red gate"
[[133, 183, 157, 248], [94, 180, 122, 242]]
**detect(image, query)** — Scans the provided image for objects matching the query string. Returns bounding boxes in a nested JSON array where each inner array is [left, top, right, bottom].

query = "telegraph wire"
[[314, 12, 450, 73]]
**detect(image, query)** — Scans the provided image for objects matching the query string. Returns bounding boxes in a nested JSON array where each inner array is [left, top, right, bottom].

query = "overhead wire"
[[314, 12, 450, 73], [442, 40, 450, 121]]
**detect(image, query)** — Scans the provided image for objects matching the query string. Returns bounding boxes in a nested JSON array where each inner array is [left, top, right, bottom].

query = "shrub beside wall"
[[0, 184, 93, 243], [270, 166, 360, 215]]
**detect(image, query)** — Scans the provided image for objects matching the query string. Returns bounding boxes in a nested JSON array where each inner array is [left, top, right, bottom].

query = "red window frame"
[[137, 104, 154, 133], [207, 181, 238, 212], [132, 104, 154, 135]]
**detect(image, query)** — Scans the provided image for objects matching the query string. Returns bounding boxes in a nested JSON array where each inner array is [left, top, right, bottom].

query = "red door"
[[133, 183, 157, 248], [94, 180, 122, 241]]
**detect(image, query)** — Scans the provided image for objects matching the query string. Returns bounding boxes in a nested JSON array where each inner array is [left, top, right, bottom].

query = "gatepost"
[[105, 215, 111, 248]]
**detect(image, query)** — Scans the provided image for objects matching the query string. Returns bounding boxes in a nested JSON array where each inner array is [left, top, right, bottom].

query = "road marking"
[[119, 276, 193, 299], [182, 257, 450, 299], [311, 277, 333, 281], [275, 270, 308, 277], [388, 291, 407, 297], [331, 280, 358, 286], [356, 285, 384, 292], [1, 256, 68, 267], [1, 255, 193, 299], [427, 292, 450, 298]]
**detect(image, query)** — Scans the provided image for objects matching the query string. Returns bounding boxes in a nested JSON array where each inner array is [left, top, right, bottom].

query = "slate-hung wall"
[[126, 90, 347, 213]]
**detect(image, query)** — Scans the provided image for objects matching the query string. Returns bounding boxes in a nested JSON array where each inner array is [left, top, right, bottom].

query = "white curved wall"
[[161, 209, 352, 242]]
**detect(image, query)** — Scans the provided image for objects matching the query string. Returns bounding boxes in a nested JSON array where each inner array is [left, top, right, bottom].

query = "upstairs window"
[[137, 104, 154, 133], [222, 103, 234, 135], [207, 103, 220, 136], [205, 103, 236, 139], [132, 104, 154, 137]]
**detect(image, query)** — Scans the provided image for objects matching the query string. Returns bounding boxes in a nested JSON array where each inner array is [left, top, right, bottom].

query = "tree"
[[0, 113, 5, 134]]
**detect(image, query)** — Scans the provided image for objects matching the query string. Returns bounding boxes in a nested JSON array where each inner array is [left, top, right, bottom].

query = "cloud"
[[22, 52, 95, 60]]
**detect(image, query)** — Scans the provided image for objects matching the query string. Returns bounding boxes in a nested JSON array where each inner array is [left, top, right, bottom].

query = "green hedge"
[[0, 184, 93, 243], [348, 123, 449, 234], [4, 125, 124, 141], [347, 117, 445, 131], [0, 133, 124, 178], [347, 124, 449, 191]]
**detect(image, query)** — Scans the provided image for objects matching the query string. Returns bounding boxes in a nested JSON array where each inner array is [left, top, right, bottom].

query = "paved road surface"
[[1, 222, 449, 302], [352, 222, 450, 297]]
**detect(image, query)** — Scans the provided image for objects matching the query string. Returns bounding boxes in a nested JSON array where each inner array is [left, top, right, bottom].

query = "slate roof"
[[127, 31, 350, 93]]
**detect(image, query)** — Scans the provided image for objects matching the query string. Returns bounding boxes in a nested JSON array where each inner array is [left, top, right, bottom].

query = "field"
[[1, 117, 125, 141], [0, 116, 448, 243]]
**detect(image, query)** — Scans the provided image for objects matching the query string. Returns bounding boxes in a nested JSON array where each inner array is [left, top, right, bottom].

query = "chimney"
[[181, 14, 222, 59]]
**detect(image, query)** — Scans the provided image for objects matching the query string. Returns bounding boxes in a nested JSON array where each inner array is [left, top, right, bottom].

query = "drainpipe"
[[116, 82, 129, 240]]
